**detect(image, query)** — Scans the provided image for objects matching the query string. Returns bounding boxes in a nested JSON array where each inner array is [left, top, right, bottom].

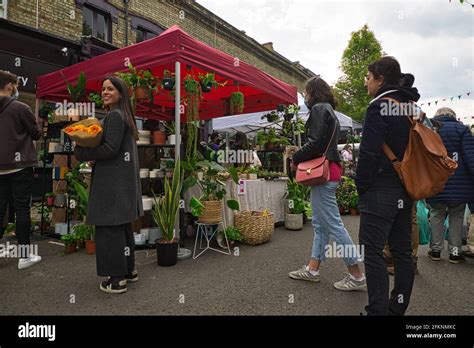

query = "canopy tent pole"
[[174, 61, 181, 240]]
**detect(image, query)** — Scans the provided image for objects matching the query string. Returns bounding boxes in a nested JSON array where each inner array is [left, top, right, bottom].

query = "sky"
[[198, 0, 474, 123]]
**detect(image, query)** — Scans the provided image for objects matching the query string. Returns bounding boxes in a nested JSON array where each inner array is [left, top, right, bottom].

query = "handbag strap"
[[323, 109, 338, 156]]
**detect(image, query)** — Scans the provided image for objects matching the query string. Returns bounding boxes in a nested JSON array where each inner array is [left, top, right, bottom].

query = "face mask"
[[11, 87, 19, 100]]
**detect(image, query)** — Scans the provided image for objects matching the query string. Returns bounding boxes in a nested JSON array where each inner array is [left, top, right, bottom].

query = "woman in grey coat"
[[75, 76, 143, 294]]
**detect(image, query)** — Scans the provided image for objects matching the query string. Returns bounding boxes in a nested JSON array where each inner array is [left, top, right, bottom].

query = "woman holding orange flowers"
[[75, 76, 143, 294]]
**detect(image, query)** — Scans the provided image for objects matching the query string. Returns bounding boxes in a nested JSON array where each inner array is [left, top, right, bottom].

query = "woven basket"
[[199, 201, 223, 224], [64, 118, 103, 148], [234, 210, 274, 245]]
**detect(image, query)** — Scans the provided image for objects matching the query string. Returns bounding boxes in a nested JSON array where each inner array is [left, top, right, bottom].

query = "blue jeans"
[[310, 181, 359, 266]]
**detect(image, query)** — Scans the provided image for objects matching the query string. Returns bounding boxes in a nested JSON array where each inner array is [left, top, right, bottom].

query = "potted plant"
[[262, 111, 280, 123], [45, 193, 55, 207], [164, 121, 176, 144], [198, 72, 218, 93], [61, 233, 77, 254], [229, 91, 244, 114], [165, 160, 175, 178], [151, 161, 183, 267], [37, 204, 52, 230], [336, 176, 353, 215], [116, 63, 158, 101], [247, 167, 259, 180], [87, 92, 104, 110], [74, 224, 95, 254], [283, 179, 306, 230], [65, 71, 87, 121], [39, 102, 55, 120], [265, 128, 279, 150], [220, 226, 243, 249], [284, 103, 300, 121], [73, 225, 86, 249], [188, 161, 240, 224], [349, 190, 359, 216], [162, 69, 175, 91]]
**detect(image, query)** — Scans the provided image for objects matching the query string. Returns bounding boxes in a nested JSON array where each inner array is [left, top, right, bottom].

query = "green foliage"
[[152, 161, 183, 242], [262, 111, 280, 123], [88, 92, 104, 108], [284, 179, 309, 214], [65, 164, 89, 219], [184, 74, 201, 121], [222, 226, 243, 242], [115, 63, 158, 101], [60, 233, 77, 246], [333, 24, 383, 121], [198, 72, 227, 90], [73, 224, 95, 241], [304, 202, 312, 218], [230, 92, 244, 114], [66, 71, 87, 103], [336, 176, 358, 211]]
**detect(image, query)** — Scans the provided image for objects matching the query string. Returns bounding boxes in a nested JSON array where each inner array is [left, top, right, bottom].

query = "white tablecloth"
[[184, 179, 288, 225]]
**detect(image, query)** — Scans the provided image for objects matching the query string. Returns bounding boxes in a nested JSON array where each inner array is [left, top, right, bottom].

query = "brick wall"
[[6, 0, 313, 89]]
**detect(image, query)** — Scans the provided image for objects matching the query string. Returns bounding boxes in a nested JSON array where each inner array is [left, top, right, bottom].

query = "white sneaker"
[[18, 255, 42, 270]]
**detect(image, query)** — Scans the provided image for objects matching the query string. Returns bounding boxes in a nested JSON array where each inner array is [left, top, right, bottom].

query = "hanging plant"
[[162, 69, 175, 91], [115, 63, 158, 102], [229, 92, 244, 114], [198, 72, 227, 93], [184, 74, 201, 122], [262, 111, 280, 123]]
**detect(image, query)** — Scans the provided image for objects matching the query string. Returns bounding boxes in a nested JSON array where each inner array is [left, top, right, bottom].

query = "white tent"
[[213, 93, 362, 135]]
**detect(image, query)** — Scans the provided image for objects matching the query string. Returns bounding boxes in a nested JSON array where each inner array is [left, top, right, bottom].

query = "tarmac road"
[[0, 215, 472, 316]]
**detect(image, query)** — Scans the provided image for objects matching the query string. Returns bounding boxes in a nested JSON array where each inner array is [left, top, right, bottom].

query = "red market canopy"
[[36, 25, 297, 121]]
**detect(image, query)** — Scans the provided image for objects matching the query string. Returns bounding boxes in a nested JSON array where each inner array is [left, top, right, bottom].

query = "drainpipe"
[[124, 0, 129, 46], [36, 0, 39, 29]]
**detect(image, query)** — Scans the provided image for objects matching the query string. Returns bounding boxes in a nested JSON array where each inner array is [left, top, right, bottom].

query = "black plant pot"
[[284, 113, 294, 121], [162, 78, 175, 91], [201, 82, 212, 93], [156, 240, 178, 267]]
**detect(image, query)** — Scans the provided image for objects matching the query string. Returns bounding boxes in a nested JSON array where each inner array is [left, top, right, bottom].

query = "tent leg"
[[174, 61, 181, 241]]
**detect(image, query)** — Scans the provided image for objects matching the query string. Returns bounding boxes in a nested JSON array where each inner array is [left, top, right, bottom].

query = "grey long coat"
[[75, 110, 143, 226]]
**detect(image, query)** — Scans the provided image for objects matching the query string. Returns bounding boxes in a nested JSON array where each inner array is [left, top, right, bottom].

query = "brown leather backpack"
[[381, 98, 458, 200]]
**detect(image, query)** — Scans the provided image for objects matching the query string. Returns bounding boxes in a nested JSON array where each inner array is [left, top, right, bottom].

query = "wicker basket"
[[64, 118, 103, 148], [234, 210, 274, 245], [199, 200, 223, 224]]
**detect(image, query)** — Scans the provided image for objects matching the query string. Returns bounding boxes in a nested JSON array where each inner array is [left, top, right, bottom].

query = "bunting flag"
[[420, 91, 472, 106]]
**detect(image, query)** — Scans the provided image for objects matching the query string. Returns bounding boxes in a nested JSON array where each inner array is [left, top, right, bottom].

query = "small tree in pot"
[[152, 161, 183, 267]]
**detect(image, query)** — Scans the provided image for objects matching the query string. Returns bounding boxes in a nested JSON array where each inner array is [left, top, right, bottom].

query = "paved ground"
[[0, 215, 472, 315]]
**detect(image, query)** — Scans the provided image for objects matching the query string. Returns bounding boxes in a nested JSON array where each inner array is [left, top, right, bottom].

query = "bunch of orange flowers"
[[65, 124, 101, 135]]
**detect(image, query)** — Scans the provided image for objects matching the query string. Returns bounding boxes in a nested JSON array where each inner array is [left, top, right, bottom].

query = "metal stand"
[[193, 221, 230, 259]]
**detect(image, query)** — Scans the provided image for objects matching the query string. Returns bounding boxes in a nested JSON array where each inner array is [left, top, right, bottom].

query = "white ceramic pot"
[[168, 134, 176, 145], [134, 233, 146, 245], [140, 228, 150, 241], [248, 173, 258, 180], [148, 227, 163, 244], [142, 198, 153, 211], [140, 168, 150, 178], [285, 213, 304, 231]]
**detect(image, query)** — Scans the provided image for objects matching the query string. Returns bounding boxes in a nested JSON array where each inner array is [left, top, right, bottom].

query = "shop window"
[[0, 0, 7, 19], [82, 5, 111, 42], [136, 27, 157, 43]]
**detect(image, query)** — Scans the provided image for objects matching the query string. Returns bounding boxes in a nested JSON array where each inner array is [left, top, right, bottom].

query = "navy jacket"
[[355, 85, 420, 194], [427, 115, 474, 204]]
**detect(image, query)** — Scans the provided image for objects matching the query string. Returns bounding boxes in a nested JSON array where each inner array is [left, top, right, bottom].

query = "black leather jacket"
[[293, 103, 341, 165]]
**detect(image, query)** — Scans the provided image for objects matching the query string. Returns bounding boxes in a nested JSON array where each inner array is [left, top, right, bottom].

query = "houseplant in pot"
[[65, 71, 87, 121], [61, 233, 77, 254], [336, 176, 352, 215], [162, 69, 175, 91], [45, 192, 55, 207], [151, 161, 183, 267], [229, 91, 244, 114], [283, 179, 306, 230], [188, 161, 240, 224], [219, 226, 243, 249], [349, 190, 359, 216], [116, 63, 158, 101]]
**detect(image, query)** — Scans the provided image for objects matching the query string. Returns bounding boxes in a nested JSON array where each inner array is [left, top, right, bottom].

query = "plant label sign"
[[238, 179, 247, 195]]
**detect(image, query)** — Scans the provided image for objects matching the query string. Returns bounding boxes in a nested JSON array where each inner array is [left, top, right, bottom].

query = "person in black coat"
[[75, 76, 143, 294], [426, 107, 474, 263], [356, 56, 419, 315]]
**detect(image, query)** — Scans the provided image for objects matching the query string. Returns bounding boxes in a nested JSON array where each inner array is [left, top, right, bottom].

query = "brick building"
[[1, 0, 315, 109]]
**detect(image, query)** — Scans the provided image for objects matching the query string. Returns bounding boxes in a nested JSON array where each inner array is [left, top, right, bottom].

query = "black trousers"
[[358, 186, 414, 315], [0, 168, 33, 257], [95, 223, 135, 277]]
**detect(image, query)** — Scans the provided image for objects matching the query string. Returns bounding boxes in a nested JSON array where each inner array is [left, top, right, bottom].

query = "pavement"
[[0, 215, 472, 315]]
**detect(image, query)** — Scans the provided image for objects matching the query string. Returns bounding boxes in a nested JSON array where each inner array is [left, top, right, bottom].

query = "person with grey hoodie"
[[0, 70, 42, 269]]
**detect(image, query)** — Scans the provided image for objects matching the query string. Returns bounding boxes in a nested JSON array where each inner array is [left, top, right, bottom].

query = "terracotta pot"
[[134, 87, 148, 100], [339, 206, 346, 215], [46, 196, 55, 207], [65, 242, 77, 254], [85, 240, 96, 254], [350, 208, 360, 216], [153, 131, 166, 144]]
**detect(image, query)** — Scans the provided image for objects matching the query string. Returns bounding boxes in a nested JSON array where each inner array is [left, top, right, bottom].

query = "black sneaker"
[[449, 254, 466, 264], [100, 278, 127, 294], [428, 250, 441, 261], [126, 270, 139, 283]]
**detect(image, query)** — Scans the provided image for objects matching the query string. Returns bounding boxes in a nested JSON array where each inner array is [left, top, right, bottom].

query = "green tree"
[[333, 24, 383, 121]]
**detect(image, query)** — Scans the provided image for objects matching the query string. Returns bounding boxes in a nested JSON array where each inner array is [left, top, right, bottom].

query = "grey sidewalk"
[[0, 216, 472, 315]]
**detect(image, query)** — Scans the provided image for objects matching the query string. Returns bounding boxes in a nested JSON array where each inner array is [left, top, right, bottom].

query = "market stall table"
[[185, 178, 288, 226]]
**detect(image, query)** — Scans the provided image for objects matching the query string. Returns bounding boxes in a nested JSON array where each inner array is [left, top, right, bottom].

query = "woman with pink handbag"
[[288, 77, 366, 291]]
